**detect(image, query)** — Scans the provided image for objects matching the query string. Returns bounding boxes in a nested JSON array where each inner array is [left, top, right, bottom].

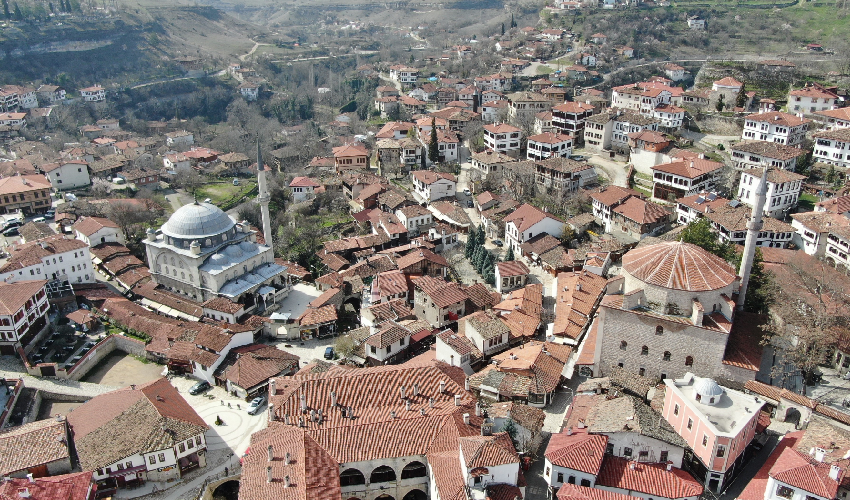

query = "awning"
[[108, 464, 146, 478], [411, 329, 432, 343], [257, 285, 276, 296]]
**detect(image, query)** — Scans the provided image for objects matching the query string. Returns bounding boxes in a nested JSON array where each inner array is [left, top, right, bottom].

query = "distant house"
[[504, 204, 565, 254], [333, 143, 369, 171], [664, 63, 686, 82], [74, 216, 126, 246], [165, 130, 194, 147], [41, 160, 91, 191], [238, 81, 260, 101], [79, 86, 105, 102], [289, 176, 321, 202], [687, 16, 706, 29], [788, 83, 838, 114]]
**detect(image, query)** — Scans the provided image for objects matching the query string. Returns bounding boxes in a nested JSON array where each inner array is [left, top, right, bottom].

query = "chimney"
[[269, 379, 276, 395], [465, 379, 470, 391], [298, 416, 304, 427], [284, 414, 290, 425], [406, 400, 413, 411], [18, 488, 29, 499], [413, 383, 419, 397], [815, 448, 826, 462], [285, 452, 291, 465], [267, 466, 273, 483], [463, 413, 470, 425], [310, 409, 317, 422], [439, 380, 446, 393], [391, 411, 396, 419], [454, 395, 461, 406], [420, 408, 426, 416], [330, 391, 337, 407], [629, 462, 636, 470], [348, 406, 354, 419], [268, 404, 275, 421], [26, 475, 34, 484], [267, 445, 274, 461], [567, 427, 573, 435], [299, 393, 307, 412], [576, 283, 581, 291], [666, 462, 673, 471], [429, 398, 435, 408], [284, 476, 291, 488], [830, 465, 841, 481], [400, 386, 407, 399], [475, 402, 481, 416]]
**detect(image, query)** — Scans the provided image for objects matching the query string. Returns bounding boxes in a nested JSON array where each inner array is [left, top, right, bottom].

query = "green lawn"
[[798, 192, 819, 212], [196, 181, 258, 206]]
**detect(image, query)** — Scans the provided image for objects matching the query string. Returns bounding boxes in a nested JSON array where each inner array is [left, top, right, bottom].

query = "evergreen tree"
[[715, 94, 725, 112], [741, 248, 774, 314], [735, 83, 747, 109], [428, 118, 439, 164], [3, 0, 11, 18], [504, 245, 515, 261], [49, 2, 53, 12], [13, 2, 22, 20], [510, 13, 516, 28], [476, 224, 485, 246], [501, 418, 520, 450], [501, 22, 505, 35], [466, 225, 478, 258]]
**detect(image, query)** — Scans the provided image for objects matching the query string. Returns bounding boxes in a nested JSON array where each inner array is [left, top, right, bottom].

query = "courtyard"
[[80, 351, 164, 387]]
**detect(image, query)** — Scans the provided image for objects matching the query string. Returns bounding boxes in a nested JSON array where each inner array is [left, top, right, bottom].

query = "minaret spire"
[[256, 135, 273, 247], [737, 165, 769, 310]]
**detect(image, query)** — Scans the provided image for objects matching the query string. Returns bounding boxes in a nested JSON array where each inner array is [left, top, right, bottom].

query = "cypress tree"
[[3, 0, 11, 18], [13, 2, 22, 20], [428, 117, 439, 164], [465, 225, 478, 258], [505, 245, 515, 262]]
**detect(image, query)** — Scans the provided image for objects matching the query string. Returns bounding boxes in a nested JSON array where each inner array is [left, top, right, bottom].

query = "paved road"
[[165, 191, 193, 213], [719, 434, 780, 500]]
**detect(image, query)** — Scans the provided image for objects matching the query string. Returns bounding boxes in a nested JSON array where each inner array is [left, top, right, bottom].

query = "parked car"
[[32, 217, 46, 223], [247, 396, 266, 415], [45, 210, 55, 219], [462, 188, 471, 196], [492, 239, 503, 247], [2, 220, 21, 231], [3, 227, 19, 237], [466, 200, 474, 208], [570, 154, 587, 162], [324, 346, 335, 360], [188, 380, 211, 395]]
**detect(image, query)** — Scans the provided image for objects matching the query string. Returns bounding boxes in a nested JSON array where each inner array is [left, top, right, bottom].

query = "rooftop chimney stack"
[[439, 380, 446, 393], [284, 476, 290, 488], [830, 465, 841, 481], [284, 413, 290, 425], [299, 393, 307, 412], [268, 404, 275, 422], [454, 395, 461, 406], [429, 398, 435, 408], [270, 379, 276, 395], [463, 413, 470, 425], [267, 445, 273, 461], [267, 467, 273, 483], [406, 400, 413, 411], [420, 408, 426, 416], [400, 386, 407, 399], [285, 452, 291, 465], [413, 383, 419, 397], [330, 391, 337, 407]]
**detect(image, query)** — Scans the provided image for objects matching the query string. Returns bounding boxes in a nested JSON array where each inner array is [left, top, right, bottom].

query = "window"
[[673, 404, 679, 415], [685, 356, 694, 367], [179, 443, 185, 453], [188, 439, 194, 448], [568, 476, 576, 484], [660, 451, 668, 463], [581, 479, 591, 487], [105, 467, 111, 474], [620, 341, 627, 350], [606, 443, 614, 454], [663, 351, 671, 361], [546, 467, 550, 476], [623, 447, 633, 457], [557, 472, 563, 483], [776, 486, 793, 499], [702, 435, 708, 446], [639, 451, 649, 460], [400, 337, 405, 346], [117, 463, 124, 470], [97, 469, 104, 476], [371, 346, 376, 354], [687, 418, 693, 430], [655, 325, 663, 335], [641, 345, 648, 355], [717, 445, 726, 457], [158, 453, 165, 462]]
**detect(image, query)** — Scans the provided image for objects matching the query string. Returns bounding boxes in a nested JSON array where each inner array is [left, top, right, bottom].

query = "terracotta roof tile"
[[612, 197, 670, 224], [621, 241, 737, 292], [298, 304, 338, 326], [497, 260, 530, 277], [0, 418, 69, 475], [597, 456, 704, 498], [746, 111, 810, 127]]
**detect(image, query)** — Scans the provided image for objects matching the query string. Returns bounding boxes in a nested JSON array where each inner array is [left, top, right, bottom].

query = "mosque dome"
[[239, 241, 257, 252], [621, 241, 737, 292], [161, 202, 235, 239]]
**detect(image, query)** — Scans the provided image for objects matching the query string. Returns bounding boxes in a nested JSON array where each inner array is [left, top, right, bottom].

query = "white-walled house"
[[812, 128, 850, 169], [411, 170, 457, 202], [503, 204, 565, 254], [790, 212, 850, 257], [42, 160, 91, 191], [289, 176, 320, 202], [396, 205, 433, 233], [74, 216, 126, 246], [165, 130, 194, 147], [495, 261, 530, 294], [651, 159, 723, 201], [788, 84, 838, 114], [464, 310, 510, 356], [79, 86, 105, 102], [436, 329, 480, 375], [0, 235, 94, 285], [741, 112, 810, 147], [738, 168, 805, 218], [526, 132, 573, 161], [0, 280, 49, 355], [484, 123, 523, 156], [729, 141, 804, 171]]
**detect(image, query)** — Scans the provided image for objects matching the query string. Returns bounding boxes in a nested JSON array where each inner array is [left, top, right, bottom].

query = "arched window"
[[685, 356, 694, 367], [370, 466, 396, 484], [656, 326, 664, 335], [340, 469, 365, 487], [641, 346, 649, 356], [663, 351, 671, 361], [620, 341, 628, 351], [401, 461, 427, 479]]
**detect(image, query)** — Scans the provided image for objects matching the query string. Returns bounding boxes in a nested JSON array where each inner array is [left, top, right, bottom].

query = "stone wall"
[[622, 270, 736, 319], [597, 305, 732, 383]]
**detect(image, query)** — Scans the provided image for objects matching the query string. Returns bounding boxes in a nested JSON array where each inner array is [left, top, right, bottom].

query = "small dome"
[[239, 241, 257, 252], [622, 241, 737, 292], [694, 377, 724, 398], [161, 202, 235, 239], [225, 245, 243, 258], [210, 253, 228, 264]]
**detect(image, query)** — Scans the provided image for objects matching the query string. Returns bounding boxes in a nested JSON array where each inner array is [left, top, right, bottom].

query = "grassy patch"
[[798, 192, 819, 212], [536, 65, 554, 75], [632, 185, 652, 197], [196, 180, 258, 206]]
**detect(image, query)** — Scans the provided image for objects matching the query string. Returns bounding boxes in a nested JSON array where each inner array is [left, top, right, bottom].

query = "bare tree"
[[172, 169, 204, 196], [763, 253, 850, 394]]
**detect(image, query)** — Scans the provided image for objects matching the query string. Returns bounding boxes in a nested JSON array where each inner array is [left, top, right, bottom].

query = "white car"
[[463, 188, 471, 196], [247, 396, 266, 415]]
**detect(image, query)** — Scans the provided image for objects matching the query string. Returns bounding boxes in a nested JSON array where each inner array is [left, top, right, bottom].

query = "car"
[[2, 220, 21, 231], [466, 200, 474, 208], [247, 396, 266, 415], [188, 380, 211, 395], [84, 341, 96, 349], [324, 346, 335, 360], [2, 227, 19, 237], [32, 217, 46, 223], [570, 155, 587, 162], [492, 239, 503, 247], [463, 188, 471, 196], [45, 210, 55, 219]]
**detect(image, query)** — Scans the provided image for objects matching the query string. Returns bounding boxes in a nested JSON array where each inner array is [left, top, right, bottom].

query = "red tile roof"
[[289, 176, 321, 188], [72, 216, 119, 236], [504, 203, 563, 233], [621, 241, 737, 292], [597, 456, 704, 498], [612, 196, 669, 224], [545, 427, 607, 474], [746, 111, 810, 127], [0, 472, 92, 500], [298, 304, 338, 326], [0, 279, 46, 315], [0, 418, 69, 475], [651, 158, 723, 179], [496, 260, 530, 277], [557, 484, 634, 500], [589, 186, 642, 207], [770, 445, 842, 498]]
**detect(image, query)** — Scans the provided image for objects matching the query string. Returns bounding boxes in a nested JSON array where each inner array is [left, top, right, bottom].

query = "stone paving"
[[0, 355, 117, 398]]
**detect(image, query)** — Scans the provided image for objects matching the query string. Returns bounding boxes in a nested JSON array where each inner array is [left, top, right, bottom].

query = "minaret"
[[737, 165, 769, 310], [256, 137, 273, 247]]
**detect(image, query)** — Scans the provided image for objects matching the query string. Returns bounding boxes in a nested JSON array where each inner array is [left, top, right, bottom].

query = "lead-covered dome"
[[162, 202, 235, 239], [621, 241, 737, 292]]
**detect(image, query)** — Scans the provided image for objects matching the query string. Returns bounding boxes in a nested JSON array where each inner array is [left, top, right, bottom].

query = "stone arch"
[[663, 351, 671, 361], [825, 256, 837, 267], [641, 345, 649, 356], [370, 466, 396, 484], [401, 461, 427, 479], [340, 468, 366, 487], [403, 490, 427, 500], [375, 495, 395, 500], [211, 480, 239, 500]]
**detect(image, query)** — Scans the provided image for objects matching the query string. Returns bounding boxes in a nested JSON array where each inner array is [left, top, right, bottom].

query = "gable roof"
[[545, 427, 607, 473], [0, 418, 70, 475], [504, 204, 563, 232]]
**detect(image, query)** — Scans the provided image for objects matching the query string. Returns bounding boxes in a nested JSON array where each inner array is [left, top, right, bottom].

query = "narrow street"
[[586, 154, 628, 187]]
